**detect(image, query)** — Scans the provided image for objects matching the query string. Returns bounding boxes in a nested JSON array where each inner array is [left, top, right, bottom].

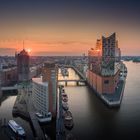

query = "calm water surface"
[[60, 62, 140, 140]]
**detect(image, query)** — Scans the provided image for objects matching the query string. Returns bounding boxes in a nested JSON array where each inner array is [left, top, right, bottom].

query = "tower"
[[17, 49, 30, 82], [42, 61, 58, 117]]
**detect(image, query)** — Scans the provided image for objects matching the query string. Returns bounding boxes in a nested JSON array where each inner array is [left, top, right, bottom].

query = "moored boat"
[[62, 93, 68, 102], [61, 89, 65, 93], [8, 120, 26, 137], [64, 111, 74, 129], [62, 93, 68, 98], [62, 96, 68, 102], [62, 102, 69, 110]]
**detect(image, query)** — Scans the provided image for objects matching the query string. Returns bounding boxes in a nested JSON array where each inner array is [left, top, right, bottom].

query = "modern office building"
[[16, 49, 30, 82], [32, 61, 58, 117]]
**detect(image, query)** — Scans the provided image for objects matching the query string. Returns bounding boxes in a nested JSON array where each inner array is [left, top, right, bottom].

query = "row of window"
[[104, 80, 117, 84]]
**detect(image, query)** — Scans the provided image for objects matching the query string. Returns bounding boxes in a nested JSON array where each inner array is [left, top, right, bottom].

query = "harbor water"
[[59, 62, 140, 140]]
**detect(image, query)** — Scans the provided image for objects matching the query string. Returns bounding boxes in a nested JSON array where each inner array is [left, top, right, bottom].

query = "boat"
[[62, 93, 68, 102], [8, 120, 26, 137], [62, 102, 69, 110], [61, 88, 65, 93], [62, 96, 68, 102], [62, 93, 68, 98], [36, 112, 52, 123], [64, 111, 74, 129]]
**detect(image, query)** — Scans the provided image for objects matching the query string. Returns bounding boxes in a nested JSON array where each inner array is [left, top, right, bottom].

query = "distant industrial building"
[[16, 49, 30, 82], [32, 61, 58, 117]]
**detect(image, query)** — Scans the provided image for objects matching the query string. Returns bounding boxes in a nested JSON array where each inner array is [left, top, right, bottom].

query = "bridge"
[[58, 64, 86, 86], [58, 79, 86, 86], [58, 64, 86, 79]]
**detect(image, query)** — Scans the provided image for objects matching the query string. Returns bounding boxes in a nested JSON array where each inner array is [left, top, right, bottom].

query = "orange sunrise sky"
[[0, 0, 140, 56]]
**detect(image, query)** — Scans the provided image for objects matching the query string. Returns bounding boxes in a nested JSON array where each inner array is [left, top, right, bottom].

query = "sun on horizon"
[[27, 48, 31, 53]]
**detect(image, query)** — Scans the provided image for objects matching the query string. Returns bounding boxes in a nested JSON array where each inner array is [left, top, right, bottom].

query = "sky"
[[0, 0, 140, 56]]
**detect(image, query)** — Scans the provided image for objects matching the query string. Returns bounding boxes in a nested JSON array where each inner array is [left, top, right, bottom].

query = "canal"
[[59, 62, 140, 140]]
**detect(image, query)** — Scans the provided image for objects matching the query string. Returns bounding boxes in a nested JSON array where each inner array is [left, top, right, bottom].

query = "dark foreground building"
[[16, 49, 30, 82]]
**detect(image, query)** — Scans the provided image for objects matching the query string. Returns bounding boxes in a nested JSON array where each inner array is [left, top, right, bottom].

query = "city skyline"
[[0, 0, 140, 56], [0, 32, 140, 140]]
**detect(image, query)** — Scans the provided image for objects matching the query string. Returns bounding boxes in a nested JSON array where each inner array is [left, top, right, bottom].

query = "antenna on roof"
[[23, 40, 25, 50]]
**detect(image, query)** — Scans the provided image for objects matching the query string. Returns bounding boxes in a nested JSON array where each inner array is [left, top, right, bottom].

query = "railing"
[[1, 85, 19, 91], [58, 79, 85, 82]]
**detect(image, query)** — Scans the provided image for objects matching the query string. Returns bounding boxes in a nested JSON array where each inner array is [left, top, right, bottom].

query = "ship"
[[64, 111, 74, 129], [87, 33, 127, 107], [8, 120, 26, 137], [62, 93, 68, 102], [62, 101, 69, 110]]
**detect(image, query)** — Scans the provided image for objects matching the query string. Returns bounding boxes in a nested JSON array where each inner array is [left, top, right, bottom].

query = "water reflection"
[[60, 62, 140, 140]]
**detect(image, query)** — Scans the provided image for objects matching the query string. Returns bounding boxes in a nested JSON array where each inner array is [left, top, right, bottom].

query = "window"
[[104, 80, 109, 84]]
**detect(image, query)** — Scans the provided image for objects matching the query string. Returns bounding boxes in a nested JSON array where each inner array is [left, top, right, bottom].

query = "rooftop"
[[32, 77, 48, 87], [18, 49, 29, 56]]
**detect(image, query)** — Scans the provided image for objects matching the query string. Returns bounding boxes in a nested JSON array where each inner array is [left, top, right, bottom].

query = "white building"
[[32, 77, 49, 117], [32, 61, 57, 117]]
